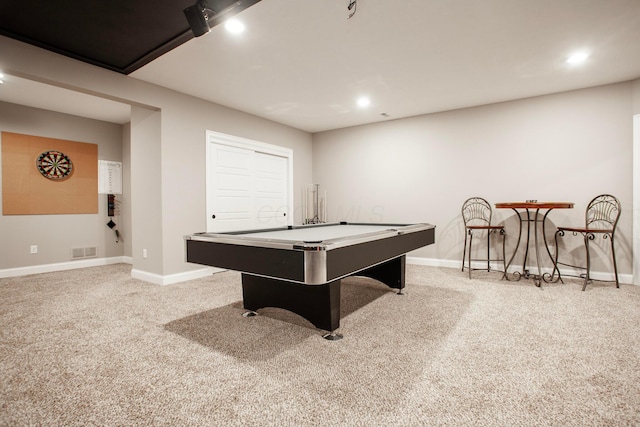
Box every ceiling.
[1,0,640,133]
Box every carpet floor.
[1,263,639,426]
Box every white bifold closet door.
[207,143,289,232]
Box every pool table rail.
[186,222,433,252]
[185,222,435,285]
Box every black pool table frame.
[185,222,435,339]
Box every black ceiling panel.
[0,0,256,74]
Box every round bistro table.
[495,202,574,287]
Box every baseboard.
[406,256,634,285]
[0,256,132,279]
[131,266,225,286]
[549,265,633,286]
[407,256,460,269]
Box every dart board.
[36,150,73,180]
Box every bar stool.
[553,194,621,291]
[461,197,506,279]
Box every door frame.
[206,130,294,231]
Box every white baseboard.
[131,266,225,286]
[0,256,132,279]
[407,256,460,269]
[406,256,634,285]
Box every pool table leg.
[241,274,342,337]
[356,255,406,294]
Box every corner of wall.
[633,113,640,285]
[633,78,640,115]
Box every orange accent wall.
[2,132,98,215]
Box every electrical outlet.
[30,245,38,254]
[143,248,148,259]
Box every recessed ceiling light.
[0,72,4,83]
[225,19,245,34]
[567,52,589,64]
[357,97,371,108]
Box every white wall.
[121,123,132,259]
[1,33,635,284]
[633,79,640,115]
[130,107,164,276]
[155,94,313,279]
[0,101,125,271]
[313,82,634,280]
[0,36,313,282]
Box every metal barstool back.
[553,194,621,290]
[461,197,506,279]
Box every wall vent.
[71,247,98,260]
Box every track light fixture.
[184,0,262,37]
[184,0,211,37]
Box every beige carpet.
[1,264,639,426]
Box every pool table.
[185,222,435,339]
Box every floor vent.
[71,247,98,260]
